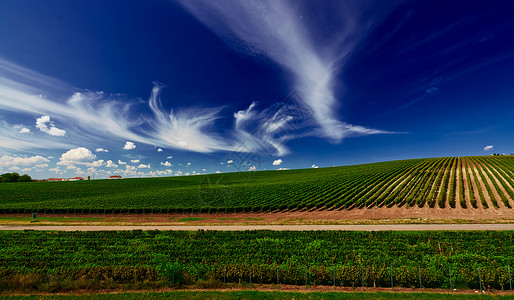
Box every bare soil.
[474,160,505,208]
[484,162,514,208]
[3,223,514,231]
[2,204,514,227]
[460,162,472,209]
[3,284,513,296]
[465,158,488,209]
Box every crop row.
[0,157,514,212]
[0,230,513,291]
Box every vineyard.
[1,156,514,213]
[0,230,513,292]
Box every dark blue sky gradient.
[1,0,514,178]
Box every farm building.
[109,175,123,179]
[45,178,66,182]
[68,177,84,181]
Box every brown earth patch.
[473,159,505,208]
[2,204,514,227]
[2,284,514,296]
[465,158,488,209]
[483,162,514,208]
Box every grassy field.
[1,156,514,213]
[2,291,514,299]
[0,230,513,292]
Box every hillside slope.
[1,156,514,213]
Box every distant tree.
[1,172,20,183]
[17,174,32,182]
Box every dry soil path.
[2,224,514,231]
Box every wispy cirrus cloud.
[233,101,306,155]
[177,0,396,141]
[0,120,72,154]
[0,58,147,146]
[0,59,238,153]
[0,42,396,157]
[144,83,235,153]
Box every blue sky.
[1,0,514,179]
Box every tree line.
[0,172,33,183]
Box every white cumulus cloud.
[312,164,319,168]
[19,128,30,134]
[123,141,136,150]
[57,147,96,165]
[272,159,283,166]
[227,160,234,164]
[157,148,163,152]
[0,155,49,166]
[248,166,256,171]
[95,148,109,152]
[105,160,118,168]
[118,160,127,165]
[85,160,105,167]
[484,145,493,151]
[161,161,172,167]
[137,164,150,169]
[36,115,66,136]
[130,159,140,163]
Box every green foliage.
[1,172,20,183]
[463,160,478,208]
[0,230,513,291]
[466,159,489,208]
[448,158,457,208]
[0,159,424,212]
[469,157,499,208]
[0,172,32,183]
[0,156,513,212]
[437,158,453,208]
[17,174,33,182]
[458,158,467,208]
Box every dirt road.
[2,224,514,231]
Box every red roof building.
[46,178,66,182]
[109,175,123,179]
[68,177,84,181]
